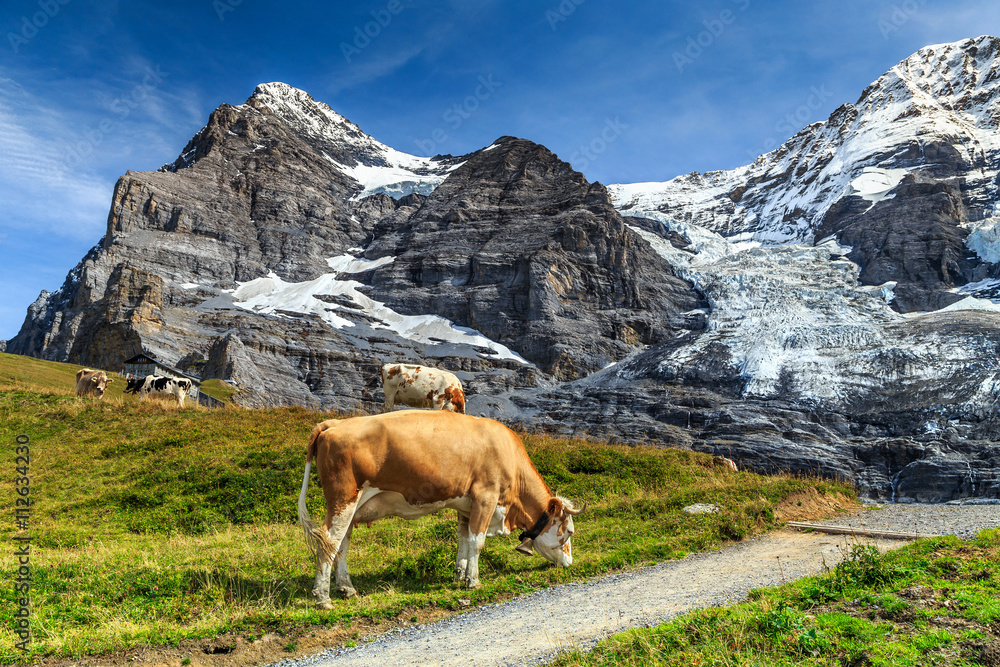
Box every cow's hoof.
[315,600,334,610]
[338,586,358,599]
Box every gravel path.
[269,504,1000,667]
[816,500,1000,540]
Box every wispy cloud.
[327,45,426,95]
[904,2,1000,43]
[0,78,111,240]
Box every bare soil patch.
[37,605,456,667]
[773,487,859,522]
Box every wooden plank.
[786,521,936,540]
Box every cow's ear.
[91,377,100,384]
[107,378,114,384]
[547,497,563,517]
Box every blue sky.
[1,0,998,340]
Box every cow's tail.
[298,425,339,563]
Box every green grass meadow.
[551,531,1000,666]
[0,351,853,663]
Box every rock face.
[816,175,979,312]
[10,39,1000,502]
[361,137,703,379]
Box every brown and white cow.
[75,369,113,399]
[381,363,465,413]
[297,410,583,607]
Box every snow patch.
[848,167,909,203]
[231,256,528,364]
[937,295,1000,313]
[965,217,1000,264]
[329,148,465,200]
[326,254,395,273]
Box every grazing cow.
[297,410,584,607]
[124,375,193,407]
[75,369,113,399]
[381,363,465,413]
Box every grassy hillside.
[551,532,1000,666]
[0,352,855,663]
[0,351,233,405]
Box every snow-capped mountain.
[587,36,1000,440]
[609,35,1000,244]
[170,82,465,199]
[10,38,1000,501]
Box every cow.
[124,375,193,407]
[381,363,465,413]
[297,410,584,608]
[75,369,113,399]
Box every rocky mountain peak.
[247,81,350,124]
[858,36,1000,124]
[160,81,466,200]
[359,134,705,380]
[242,81,369,156]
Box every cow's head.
[124,377,142,394]
[517,496,584,567]
[90,373,111,397]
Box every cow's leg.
[455,512,471,582]
[461,495,498,589]
[313,501,359,609]
[333,523,357,599]
[176,389,185,407]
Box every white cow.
[381,363,465,413]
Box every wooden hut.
[121,353,222,407]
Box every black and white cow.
[124,375,193,407]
